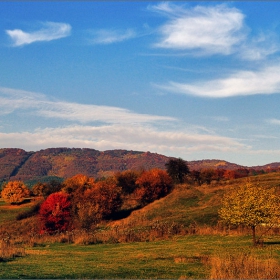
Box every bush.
[39,192,71,234]
[135,169,173,205]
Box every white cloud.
[155,64,280,98]
[89,28,136,45]
[0,124,247,156]
[0,87,174,125]
[267,118,280,125]
[6,22,71,46]
[149,3,280,60]
[150,3,245,55]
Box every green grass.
[0,199,36,224]
[1,234,275,279]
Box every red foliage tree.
[135,169,173,205]
[39,192,71,234]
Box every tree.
[219,183,280,245]
[39,192,71,233]
[32,180,63,198]
[135,169,173,205]
[1,181,30,204]
[165,158,189,184]
[74,177,122,229]
[114,170,139,194]
[62,174,95,195]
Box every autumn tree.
[135,169,173,206]
[62,174,95,195]
[1,181,30,204]
[219,183,280,245]
[32,180,63,198]
[73,177,122,229]
[114,170,139,194]
[165,158,189,184]
[39,192,71,234]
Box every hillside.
[0,147,278,183]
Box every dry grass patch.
[210,250,280,279]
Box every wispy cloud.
[0,86,248,158]
[154,64,280,98]
[88,28,136,45]
[0,124,247,156]
[150,3,245,55]
[6,22,71,46]
[149,2,280,60]
[267,118,280,125]
[0,87,174,125]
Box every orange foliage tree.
[62,174,95,195]
[73,177,122,229]
[135,169,173,205]
[1,180,30,204]
[39,192,71,233]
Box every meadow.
[1,171,280,279]
[1,234,280,279]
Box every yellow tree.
[1,181,30,204]
[219,182,280,245]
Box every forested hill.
[0,148,279,182]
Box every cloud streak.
[155,64,280,98]
[150,3,245,55]
[88,28,136,45]
[0,87,174,125]
[6,22,71,46]
[0,124,247,156]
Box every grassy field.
[2,234,280,279]
[1,172,280,278]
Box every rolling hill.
[0,147,279,183]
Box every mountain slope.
[0,147,278,183]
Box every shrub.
[39,192,71,234]
[135,169,173,205]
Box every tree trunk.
[252,225,256,246]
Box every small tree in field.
[165,158,189,184]
[219,183,280,245]
[1,181,30,204]
[39,192,71,233]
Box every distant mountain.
[0,148,278,183]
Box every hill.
[0,147,279,183]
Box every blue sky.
[1,1,280,166]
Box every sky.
[0,1,280,167]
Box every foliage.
[32,180,63,198]
[1,181,30,204]
[73,177,122,229]
[62,174,95,195]
[219,182,280,245]
[39,192,71,233]
[165,158,189,183]
[135,169,173,205]
[114,170,139,194]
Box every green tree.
[165,158,189,184]
[219,182,280,245]
[1,181,30,204]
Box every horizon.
[0,146,278,168]
[1,2,280,166]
